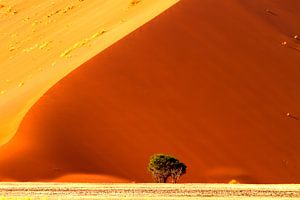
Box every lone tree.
[147,154,187,183]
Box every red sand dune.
[0,0,299,183]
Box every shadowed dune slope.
[0,0,299,183]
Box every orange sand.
[0,0,178,146]
[0,0,299,183]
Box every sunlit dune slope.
[0,0,179,146]
[0,0,300,183]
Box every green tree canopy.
[147,154,187,183]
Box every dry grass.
[0,183,299,199]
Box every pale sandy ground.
[0,183,299,200]
[0,0,179,146]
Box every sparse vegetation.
[147,154,187,183]
[131,0,141,6]
[0,183,298,199]
[228,179,240,184]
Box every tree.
[147,154,187,183]
[170,162,187,183]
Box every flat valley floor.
[0,183,299,199]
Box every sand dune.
[0,0,178,146]
[0,0,299,183]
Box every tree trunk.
[163,177,168,183]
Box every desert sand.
[0,0,178,146]
[0,183,299,199]
[0,0,299,183]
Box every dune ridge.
[0,0,299,183]
[0,0,179,146]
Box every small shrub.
[228,179,240,184]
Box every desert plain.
[0,183,300,199]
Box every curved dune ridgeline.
[0,0,299,183]
[0,0,179,146]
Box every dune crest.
[52,174,129,183]
[0,0,179,146]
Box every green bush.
[147,154,187,183]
